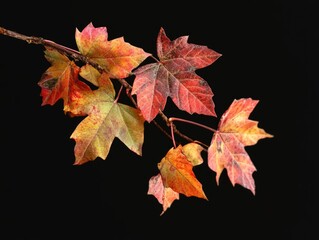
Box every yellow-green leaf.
[69,88,145,165]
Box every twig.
[0,26,200,147]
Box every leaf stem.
[169,117,217,133]
[167,117,215,150]
[170,122,177,148]
[114,85,123,103]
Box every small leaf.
[148,143,206,215]
[181,142,204,166]
[157,144,207,200]
[79,64,113,88]
[147,174,179,216]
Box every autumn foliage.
[0,22,273,215]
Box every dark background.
[1,0,316,239]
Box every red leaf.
[147,174,179,216]
[132,28,221,122]
[157,27,221,71]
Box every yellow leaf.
[75,22,151,79]
[70,88,145,165]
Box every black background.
[1,0,317,239]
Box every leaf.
[148,143,206,215]
[147,174,179,216]
[38,47,91,108]
[132,27,221,122]
[69,87,145,165]
[207,98,274,194]
[181,142,204,166]
[75,22,151,79]
[157,143,207,200]
[79,64,113,88]
[63,69,115,116]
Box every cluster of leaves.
[0,23,273,215]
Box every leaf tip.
[73,161,81,166]
[203,194,209,201]
[267,133,275,138]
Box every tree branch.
[1,26,202,147]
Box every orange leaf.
[132,27,221,122]
[75,22,151,79]
[208,98,274,194]
[38,47,91,108]
[157,144,207,200]
[147,174,179,216]
[69,87,145,165]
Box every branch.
[0,26,198,146]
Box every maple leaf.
[38,47,91,108]
[75,22,151,79]
[207,98,274,194]
[132,27,221,122]
[69,87,145,165]
[148,143,207,215]
[158,143,207,199]
[147,174,179,216]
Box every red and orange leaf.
[69,87,145,165]
[157,144,207,200]
[147,174,179,216]
[38,47,91,108]
[132,27,221,122]
[74,22,108,56]
[64,66,115,116]
[75,22,151,79]
[217,98,274,146]
[207,98,274,194]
